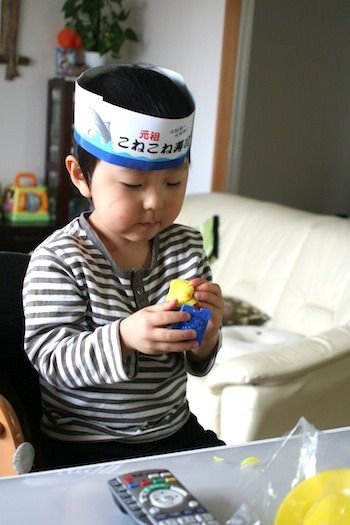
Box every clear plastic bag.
[226,418,350,524]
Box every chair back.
[0,251,43,470]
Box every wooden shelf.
[0,222,56,252]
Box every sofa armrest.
[208,324,350,389]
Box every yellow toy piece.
[275,468,350,524]
[166,279,197,306]
[240,456,261,468]
[2,172,50,223]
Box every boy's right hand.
[119,300,199,357]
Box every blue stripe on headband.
[74,131,189,171]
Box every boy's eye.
[123,183,142,190]
[167,181,182,188]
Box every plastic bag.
[226,418,350,524]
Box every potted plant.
[62,0,138,66]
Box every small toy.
[240,456,261,468]
[166,279,197,306]
[0,395,35,476]
[172,305,211,346]
[275,468,350,524]
[2,172,50,223]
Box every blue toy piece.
[172,305,212,346]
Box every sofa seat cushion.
[216,325,304,363]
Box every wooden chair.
[0,394,34,476]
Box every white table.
[1,425,350,524]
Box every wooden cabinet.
[45,77,88,226]
[0,78,88,252]
[0,223,56,253]
[45,77,74,226]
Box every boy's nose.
[144,190,164,211]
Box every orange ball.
[57,28,81,49]
[72,33,82,49]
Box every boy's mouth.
[139,221,160,228]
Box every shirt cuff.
[185,330,222,377]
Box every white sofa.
[177,192,350,445]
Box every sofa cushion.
[223,296,270,326]
[196,214,219,263]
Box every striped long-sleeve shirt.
[23,212,218,443]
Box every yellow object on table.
[240,456,261,468]
[166,279,197,306]
[275,468,350,524]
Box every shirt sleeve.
[185,330,222,377]
[23,248,137,389]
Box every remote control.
[108,468,221,525]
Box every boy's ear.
[65,155,92,198]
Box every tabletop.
[1,423,350,525]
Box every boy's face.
[85,159,189,245]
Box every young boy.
[23,64,224,469]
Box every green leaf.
[117,9,129,22]
[61,0,138,56]
[125,27,138,42]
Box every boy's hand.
[119,299,199,357]
[187,278,224,362]
[191,278,223,338]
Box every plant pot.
[84,51,106,68]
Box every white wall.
[0,0,225,195]
[0,1,64,188]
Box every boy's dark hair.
[75,64,195,184]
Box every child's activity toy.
[167,279,211,345]
[2,172,50,223]
[172,305,212,346]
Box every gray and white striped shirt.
[23,213,216,443]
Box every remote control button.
[139,490,149,504]
[148,472,161,479]
[178,517,197,524]
[193,513,216,522]
[141,479,153,486]
[171,486,187,497]
[149,488,185,508]
[145,482,170,493]
[164,476,177,483]
[188,500,199,508]
[126,482,139,488]
[122,476,133,481]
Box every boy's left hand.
[187,278,224,361]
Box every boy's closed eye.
[122,181,183,190]
[122,183,142,190]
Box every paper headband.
[74,65,195,170]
